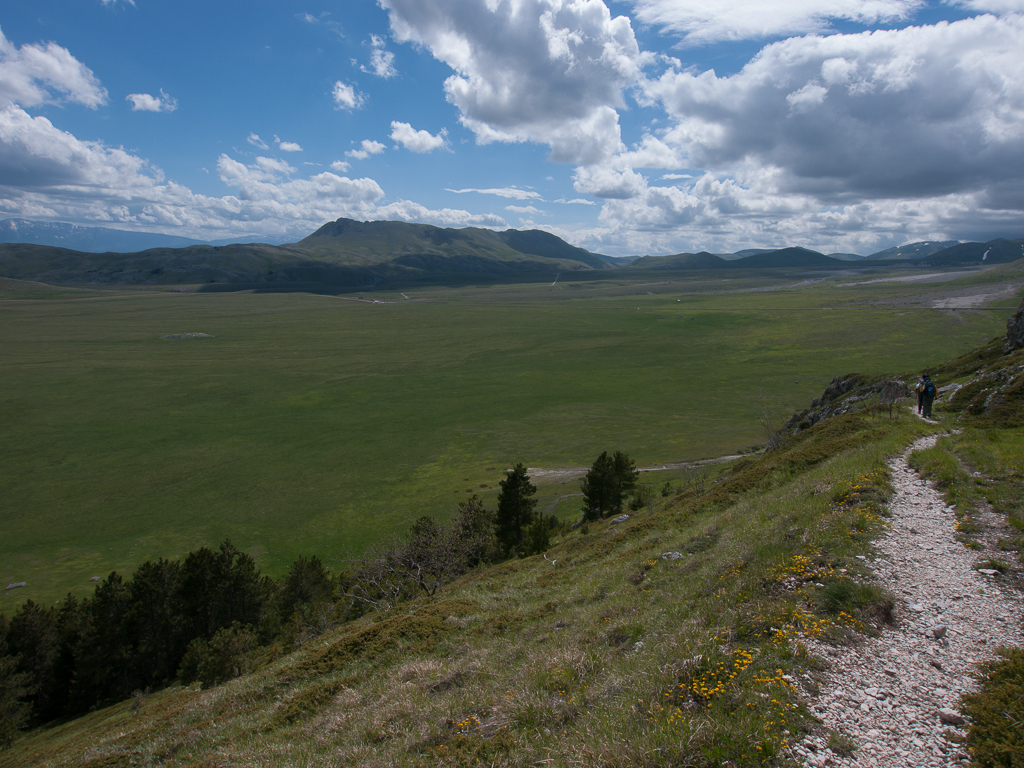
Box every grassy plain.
[0,266,1018,612]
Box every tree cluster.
[343,495,496,613]
[0,540,278,730]
[0,457,625,744]
[580,451,639,520]
[1,466,553,743]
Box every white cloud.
[0,102,501,241]
[389,121,447,152]
[573,165,647,199]
[330,160,351,172]
[247,133,269,150]
[640,14,1024,202]
[361,35,398,78]
[0,28,107,109]
[446,187,542,200]
[125,89,177,113]
[345,139,386,160]
[296,11,344,37]
[506,204,543,214]
[660,173,693,180]
[375,199,508,228]
[332,80,364,110]
[951,0,1024,11]
[554,197,597,205]
[379,0,644,164]
[101,0,136,6]
[274,136,303,152]
[626,0,922,45]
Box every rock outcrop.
[782,374,912,434]
[1005,297,1024,354]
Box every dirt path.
[791,434,1023,767]
[526,454,744,483]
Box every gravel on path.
[791,433,1023,768]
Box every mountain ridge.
[2,216,1022,287]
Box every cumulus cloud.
[626,0,922,45]
[361,35,397,78]
[579,168,1024,257]
[446,187,542,200]
[389,121,447,152]
[506,204,544,214]
[573,165,648,199]
[247,132,269,150]
[0,102,497,240]
[345,139,386,160]
[379,0,644,164]
[640,14,1024,202]
[332,80,364,110]
[330,160,351,172]
[952,0,1024,11]
[375,199,508,228]
[274,136,303,152]
[125,89,177,112]
[0,28,107,109]
[554,197,597,205]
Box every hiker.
[916,376,925,414]
[919,374,937,418]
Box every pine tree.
[495,463,537,556]
[581,451,639,520]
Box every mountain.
[630,251,729,269]
[868,240,959,260]
[922,237,1024,266]
[729,246,844,268]
[0,217,613,288]
[0,218,295,253]
[825,252,868,261]
[633,246,865,271]
[296,217,611,270]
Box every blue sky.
[1,0,1023,256]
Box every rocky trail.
[791,433,1023,767]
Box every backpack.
[925,381,936,398]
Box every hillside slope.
[4,303,1021,767]
[924,237,1024,266]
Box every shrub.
[177,622,258,688]
[959,647,1024,768]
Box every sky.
[1,1,1023,256]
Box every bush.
[959,647,1024,768]
[177,622,258,689]
[629,483,656,512]
[524,515,550,556]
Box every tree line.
[1,452,640,745]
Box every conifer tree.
[581,451,639,520]
[495,463,537,556]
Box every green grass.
[0,271,1013,612]
[0,399,937,768]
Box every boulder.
[937,707,965,726]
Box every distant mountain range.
[0,218,294,252]
[0,216,1020,289]
[0,217,616,288]
[867,241,959,260]
[630,238,1024,271]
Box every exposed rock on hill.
[782,373,912,434]
[1005,297,1024,354]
